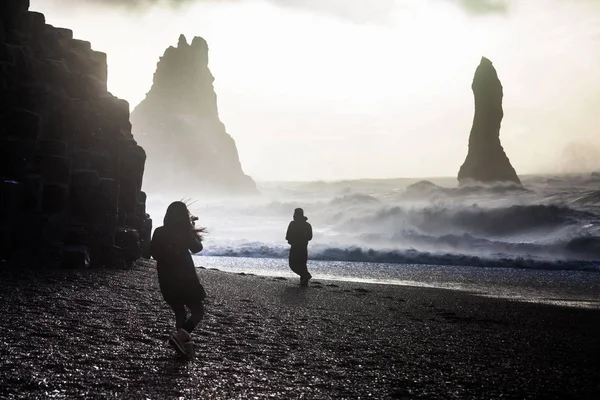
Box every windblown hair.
[163,201,207,240]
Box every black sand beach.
[1,263,599,399]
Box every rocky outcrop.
[131,35,257,195]
[458,57,521,185]
[0,0,151,268]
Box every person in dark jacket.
[286,208,313,286]
[150,201,206,359]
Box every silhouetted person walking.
[286,208,313,286]
[150,201,206,359]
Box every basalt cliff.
[0,0,151,268]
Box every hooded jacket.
[286,216,313,247]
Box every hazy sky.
[31,0,600,181]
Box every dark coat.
[150,226,206,306]
[286,217,313,247]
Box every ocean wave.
[403,180,530,200]
[339,204,598,237]
[573,191,600,206]
[329,193,380,206]
[398,231,600,259]
[200,243,600,273]
[403,181,447,199]
[150,176,600,273]
[564,236,600,258]
[429,204,596,235]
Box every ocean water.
[146,173,600,308]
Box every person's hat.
[294,208,304,216]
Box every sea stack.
[457,57,521,185]
[131,34,257,195]
[0,1,151,268]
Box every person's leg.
[168,302,190,356]
[298,246,311,286]
[171,295,205,359]
[300,246,310,278]
[289,246,303,277]
[182,300,205,334]
[294,246,309,277]
[289,246,297,275]
[170,304,187,331]
[181,284,206,334]
[168,282,205,355]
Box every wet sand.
[0,263,599,399]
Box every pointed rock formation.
[458,57,521,185]
[131,35,257,195]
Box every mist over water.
[147,173,600,275]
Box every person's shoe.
[300,274,312,287]
[184,340,195,360]
[168,328,191,356]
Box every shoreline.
[194,255,600,310]
[1,263,599,398]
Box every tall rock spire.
[458,57,521,185]
[131,34,257,195]
[177,33,188,48]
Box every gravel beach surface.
[1,263,599,399]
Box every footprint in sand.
[273,277,288,281]
[209,268,220,271]
[353,288,371,293]
[311,281,323,285]
[326,284,339,288]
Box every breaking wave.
[199,243,600,273]
[150,173,600,275]
[336,204,599,238]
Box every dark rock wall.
[131,35,257,195]
[458,57,521,185]
[0,0,151,268]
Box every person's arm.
[286,222,293,244]
[306,223,313,242]
[150,228,166,261]
[188,232,203,254]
